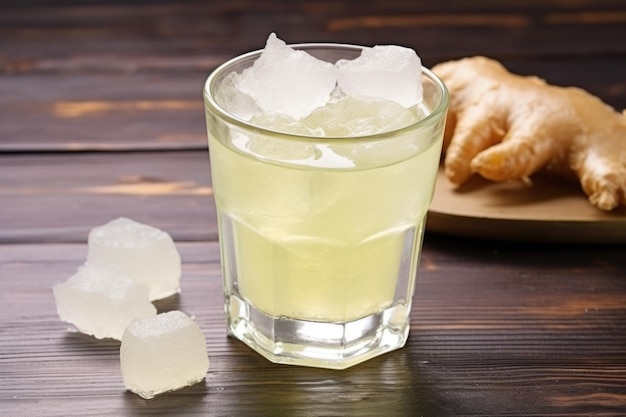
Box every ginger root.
[432,56,626,211]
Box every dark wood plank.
[1,0,625,65]
[0,73,208,152]
[1,239,625,416]
[3,10,624,60]
[0,151,216,243]
[2,1,625,65]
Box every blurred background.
[2,0,626,69]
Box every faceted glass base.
[226,293,411,370]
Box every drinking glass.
[204,43,448,369]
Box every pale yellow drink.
[204,43,448,369]
[209,100,440,322]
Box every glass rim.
[203,42,449,142]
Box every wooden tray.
[426,168,626,244]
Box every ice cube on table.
[53,263,156,340]
[87,217,181,301]
[336,45,423,108]
[234,33,338,119]
[120,311,209,399]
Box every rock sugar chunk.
[87,217,181,301]
[235,33,338,119]
[304,95,420,137]
[120,311,209,399]
[336,45,423,108]
[215,71,263,121]
[53,263,156,340]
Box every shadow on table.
[212,338,446,417]
[120,383,209,416]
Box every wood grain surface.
[1,1,625,416]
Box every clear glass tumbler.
[204,43,448,369]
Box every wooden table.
[1,1,625,415]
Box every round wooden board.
[426,168,626,244]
